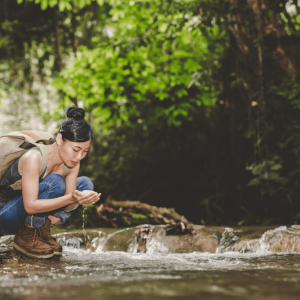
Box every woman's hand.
[72,190,101,206]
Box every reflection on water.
[1,248,300,300]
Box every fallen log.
[95,196,191,228]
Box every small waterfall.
[56,225,300,255]
[231,225,300,253]
[89,235,109,252]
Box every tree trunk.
[53,8,63,72]
[227,0,298,83]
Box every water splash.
[57,236,81,249]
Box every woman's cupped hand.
[72,190,101,206]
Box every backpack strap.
[35,138,56,145]
[7,144,49,191]
[35,144,49,178]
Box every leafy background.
[1,0,300,226]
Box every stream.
[1,226,300,300]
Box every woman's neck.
[47,144,64,170]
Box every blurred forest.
[1,0,300,226]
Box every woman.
[0,107,100,259]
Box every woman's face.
[57,134,91,168]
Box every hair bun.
[67,107,85,121]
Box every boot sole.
[13,243,54,259]
[54,251,62,256]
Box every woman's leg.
[0,174,66,235]
[38,176,94,256]
[0,175,94,235]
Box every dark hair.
[56,107,93,142]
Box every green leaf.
[65,2,72,10]
[49,0,58,7]
[58,1,66,11]
[270,164,282,171]
[41,0,48,10]
[78,0,87,8]
[159,23,168,33]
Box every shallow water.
[1,247,300,300]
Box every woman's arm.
[21,151,75,215]
[21,150,99,215]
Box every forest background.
[1,0,300,227]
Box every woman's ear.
[56,133,63,146]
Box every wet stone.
[216,228,240,253]
[0,246,10,254]
[0,235,14,246]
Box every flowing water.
[82,206,87,242]
[1,226,300,300]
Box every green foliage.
[0,0,110,132]
[55,0,227,127]
[17,0,99,11]
[248,158,287,196]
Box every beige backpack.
[0,131,72,191]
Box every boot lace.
[44,219,51,238]
[29,228,43,249]
[44,219,57,240]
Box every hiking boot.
[40,218,62,255]
[13,224,54,259]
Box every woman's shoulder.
[17,148,42,176]
[21,148,42,165]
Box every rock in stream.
[2,224,300,263]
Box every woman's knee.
[42,174,66,197]
[76,176,94,191]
